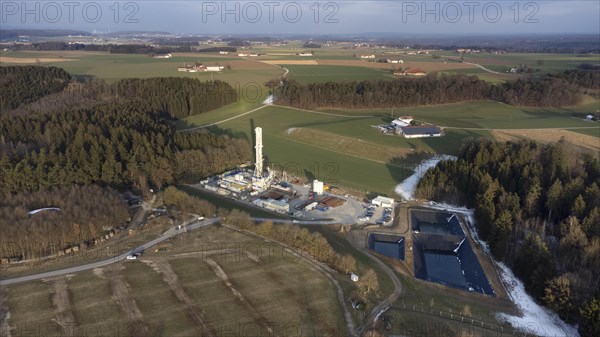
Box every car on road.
[198,216,204,221]
[292,220,300,224]
[126,254,138,260]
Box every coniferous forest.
[0,66,72,110]
[0,66,250,260]
[416,139,600,336]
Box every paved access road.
[0,216,337,286]
[0,215,401,337]
[0,218,219,286]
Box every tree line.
[222,209,381,301]
[162,186,216,217]
[0,185,129,261]
[415,138,600,336]
[11,42,194,54]
[2,66,238,120]
[0,66,71,110]
[547,67,600,91]
[197,47,237,53]
[273,72,585,109]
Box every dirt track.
[50,278,77,335]
[140,259,214,336]
[0,287,11,337]
[204,258,275,336]
[105,266,150,337]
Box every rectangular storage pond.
[411,208,464,236]
[368,233,405,261]
[424,251,468,289]
[410,208,494,296]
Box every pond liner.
[413,232,494,295]
[410,208,465,237]
[368,232,405,261]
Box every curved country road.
[0,217,343,285]
[350,240,403,336]
[0,218,219,286]
[0,216,402,337]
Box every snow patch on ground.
[394,155,457,200]
[422,201,578,337]
[495,263,579,337]
[424,202,491,253]
[262,95,274,105]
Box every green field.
[0,51,284,86]
[182,105,418,194]
[318,100,600,132]
[284,64,394,83]
[177,99,598,194]
[435,52,600,73]
[3,49,598,196]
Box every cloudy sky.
[2,1,599,35]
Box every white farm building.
[398,125,442,139]
[391,116,414,127]
[371,196,394,208]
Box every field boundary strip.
[272,104,375,118]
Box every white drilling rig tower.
[254,127,263,178]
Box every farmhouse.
[457,48,480,54]
[298,52,313,56]
[153,53,172,59]
[359,54,376,59]
[238,53,249,57]
[394,68,427,76]
[398,125,442,138]
[206,66,225,72]
[386,59,404,64]
[391,116,414,127]
[178,64,224,72]
[178,64,204,72]
[219,51,229,54]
